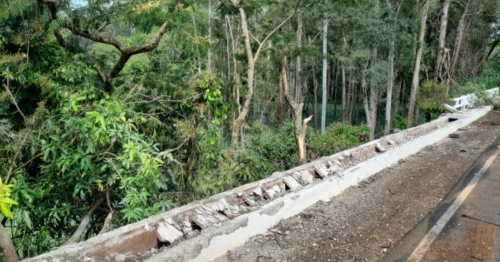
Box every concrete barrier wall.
[24,107,491,262]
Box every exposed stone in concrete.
[282,176,301,190]
[243,196,256,207]
[205,202,220,212]
[213,212,229,222]
[293,170,314,185]
[114,254,126,262]
[314,164,329,178]
[376,143,387,152]
[328,165,341,175]
[252,187,263,197]
[264,185,281,199]
[157,222,183,243]
[388,140,396,146]
[229,204,240,214]
[219,198,230,210]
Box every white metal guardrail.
[444,87,499,112]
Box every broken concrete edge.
[23,107,491,262]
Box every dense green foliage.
[0,0,499,260]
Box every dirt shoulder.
[213,111,500,262]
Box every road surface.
[383,135,500,262]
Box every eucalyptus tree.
[433,0,451,84]
[219,0,303,149]
[407,0,430,128]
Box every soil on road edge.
[213,111,500,262]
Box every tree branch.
[5,130,30,184]
[254,0,303,62]
[3,80,27,123]
[63,196,104,245]
[38,0,168,93]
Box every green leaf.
[0,203,13,218]
[0,198,18,205]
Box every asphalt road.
[382,135,500,262]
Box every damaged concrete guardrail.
[444,87,499,112]
[24,107,492,262]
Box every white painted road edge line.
[407,146,500,262]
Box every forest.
[1,0,500,261]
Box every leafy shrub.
[308,122,370,159]
[246,121,299,171]
[392,115,407,130]
[418,81,447,114]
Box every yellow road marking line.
[406,147,500,262]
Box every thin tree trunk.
[362,74,371,128]
[385,39,394,135]
[208,0,212,70]
[348,68,354,123]
[0,223,19,262]
[450,0,470,86]
[392,71,403,122]
[321,17,328,134]
[341,60,347,122]
[369,47,379,140]
[434,0,451,82]
[407,0,430,128]
[296,13,303,104]
[225,15,231,82]
[230,7,255,149]
[281,56,313,164]
[384,0,395,136]
[64,196,104,245]
[310,37,319,131]
[333,60,338,122]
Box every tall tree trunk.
[296,13,303,104]
[321,17,328,134]
[281,56,313,164]
[310,37,319,131]
[230,7,254,149]
[208,0,212,70]
[362,74,371,128]
[392,71,403,122]
[341,60,347,122]
[368,47,379,140]
[0,223,19,262]
[225,15,232,82]
[434,0,451,82]
[385,39,394,135]
[348,68,354,123]
[407,0,430,128]
[384,0,395,136]
[332,60,338,122]
[449,0,470,86]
